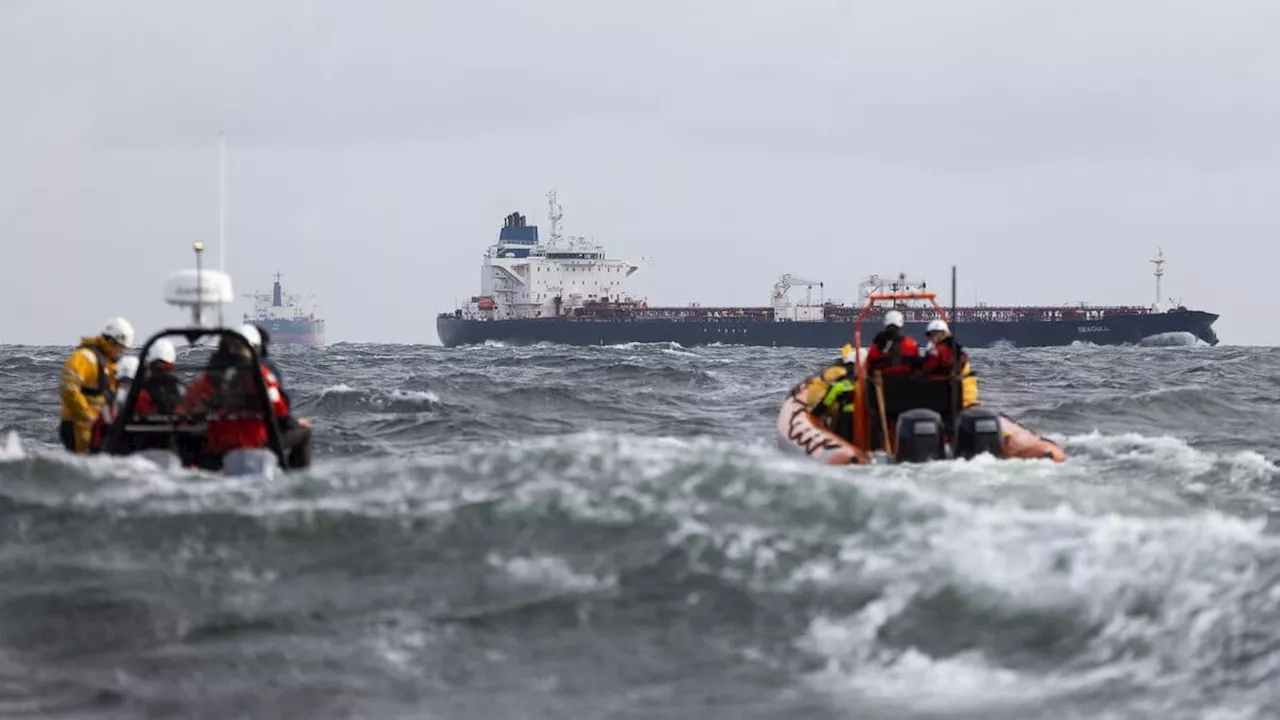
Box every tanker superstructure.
[243,272,326,347]
[437,193,1220,349]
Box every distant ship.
[436,192,1220,349]
[243,271,325,347]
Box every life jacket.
[136,372,184,415]
[921,337,967,376]
[182,362,288,454]
[78,342,111,403]
[922,337,979,407]
[867,331,920,376]
[804,362,858,415]
[821,376,858,415]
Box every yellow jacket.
[961,359,979,408]
[59,336,118,424]
[803,364,853,410]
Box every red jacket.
[867,331,920,376]
[89,400,122,452]
[921,338,967,376]
[135,371,185,416]
[179,363,289,454]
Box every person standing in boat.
[867,311,921,376]
[920,319,979,408]
[89,355,138,453]
[58,317,135,453]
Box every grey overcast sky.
[1,0,1275,345]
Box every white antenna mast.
[548,190,563,243]
[217,132,228,325]
[1150,246,1165,307]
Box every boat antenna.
[950,265,958,327]
[218,132,227,326]
[194,241,205,326]
[950,265,960,437]
[548,190,563,243]
[1150,247,1165,307]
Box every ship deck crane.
[772,274,825,307]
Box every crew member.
[920,319,978,408]
[59,317,135,453]
[134,339,186,416]
[867,310,920,377]
[253,324,290,406]
[802,343,861,440]
[247,325,308,465]
[90,355,138,452]
[178,325,310,470]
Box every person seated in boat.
[111,338,189,454]
[89,355,138,453]
[867,310,921,377]
[802,343,860,440]
[178,325,311,470]
[59,317,135,454]
[134,339,186,416]
[253,324,291,406]
[920,319,978,408]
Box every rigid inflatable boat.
[776,288,1065,465]
[99,243,308,475]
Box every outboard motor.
[894,408,947,463]
[956,406,1006,460]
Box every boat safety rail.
[850,291,952,453]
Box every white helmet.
[883,310,905,328]
[147,338,177,365]
[102,317,135,347]
[115,355,139,381]
[235,324,263,349]
[927,319,950,334]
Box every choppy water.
[2,340,1280,719]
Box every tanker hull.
[256,319,326,347]
[437,311,1219,349]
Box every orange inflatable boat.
[777,378,1065,464]
[776,288,1066,465]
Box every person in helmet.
[134,339,186,416]
[89,355,138,452]
[252,324,290,406]
[59,316,135,453]
[800,343,864,440]
[866,310,921,377]
[920,318,978,408]
[179,325,310,470]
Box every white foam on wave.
[788,437,1280,714]
[603,341,687,351]
[7,423,1277,718]
[317,383,441,404]
[0,431,24,461]
[487,552,617,594]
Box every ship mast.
[548,190,563,243]
[1150,247,1165,307]
[217,132,228,326]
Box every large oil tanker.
[436,192,1220,349]
[243,272,326,347]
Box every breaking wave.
[0,342,1277,719]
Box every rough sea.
[1,339,1279,719]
